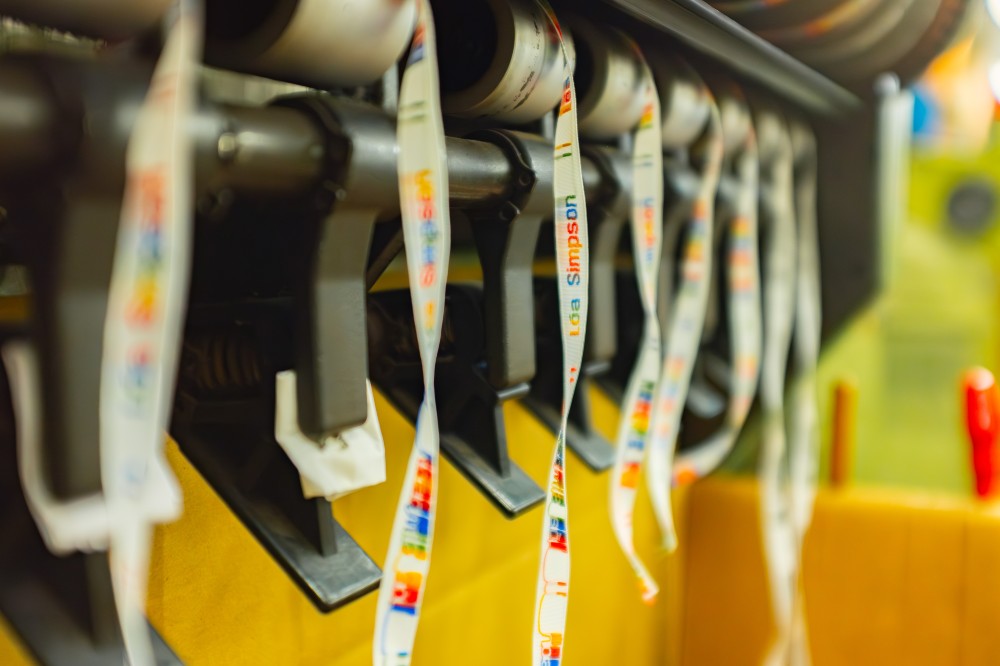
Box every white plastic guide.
[529,3,588,665]
[672,93,762,484]
[608,51,663,604]
[373,1,450,664]
[755,107,799,666]
[274,373,385,500]
[646,84,724,552]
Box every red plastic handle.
[963,367,1000,499]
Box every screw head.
[217,132,239,162]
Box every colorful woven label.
[609,55,663,604]
[100,2,201,664]
[672,110,762,485]
[756,111,799,666]
[374,1,451,664]
[646,87,724,552]
[531,4,589,665]
[788,122,821,666]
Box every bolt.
[217,132,239,163]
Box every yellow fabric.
[682,477,1000,666]
[8,395,1000,664]
[0,616,32,666]
[144,386,684,665]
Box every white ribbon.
[787,121,821,666]
[647,87,724,551]
[673,104,762,485]
[756,110,798,666]
[374,1,450,663]
[96,2,201,663]
[609,54,663,604]
[530,4,589,665]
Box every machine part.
[522,145,631,471]
[649,53,712,150]
[272,94,395,438]
[708,0,970,86]
[174,93,406,610]
[709,0,860,31]
[369,287,545,516]
[566,16,645,141]
[0,360,180,665]
[591,54,710,402]
[0,55,183,665]
[0,51,607,606]
[0,0,171,41]
[434,0,566,123]
[812,0,968,84]
[523,280,614,471]
[603,0,860,115]
[466,129,552,389]
[203,0,417,88]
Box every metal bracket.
[522,145,630,471]
[172,94,401,611]
[369,287,544,516]
[596,157,701,402]
[369,128,555,517]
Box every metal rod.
[0,60,613,210]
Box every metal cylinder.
[193,102,325,196]
[203,0,417,88]
[435,0,566,122]
[0,64,61,178]
[649,54,710,149]
[0,0,171,41]
[445,137,511,205]
[0,57,611,212]
[718,90,751,159]
[568,16,646,141]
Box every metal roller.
[565,15,645,140]
[648,53,711,149]
[708,0,852,30]
[203,0,417,88]
[0,56,606,215]
[433,0,566,122]
[710,0,969,85]
[0,0,171,41]
[717,90,752,160]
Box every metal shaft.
[0,59,610,211]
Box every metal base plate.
[520,397,615,472]
[439,434,546,517]
[0,575,181,666]
[178,434,381,613]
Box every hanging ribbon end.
[640,580,659,605]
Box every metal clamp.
[522,144,629,471]
[371,128,554,516]
[173,94,397,612]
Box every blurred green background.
[812,125,1000,495]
